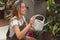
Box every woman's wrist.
[29,23,32,26]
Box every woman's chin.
[22,13,26,15]
[22,13,25,16]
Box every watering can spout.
[44,22,50,26]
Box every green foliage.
[5,10,12,20]
[45,0,60,38]
[0,1,4,7]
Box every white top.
[9,16,26,37]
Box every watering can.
[32,14,50,31]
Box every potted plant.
[44,0,60,40]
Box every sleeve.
[10,20,18,27]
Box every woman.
[7,0,36,40]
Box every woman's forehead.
[21,3,25,7]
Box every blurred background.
[0,0,60,40]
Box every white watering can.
[32,14,50,31]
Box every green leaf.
[56,28,60,33]
[0,1,4,7]
[52,25,58,36]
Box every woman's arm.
[13,23,31,40]
[25,21,35,32]
[13,16,35,40]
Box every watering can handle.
[34,14,45,23]
[42,15,45,23]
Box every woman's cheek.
[22,9,26,14]
[23,11,26,15]
[21,11,25,15]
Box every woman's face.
[18,3,26,15]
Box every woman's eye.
[21,6,25,9]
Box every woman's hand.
[29,16,35,25]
